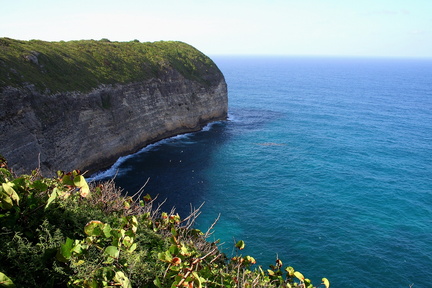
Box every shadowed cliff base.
[0,38,228,176]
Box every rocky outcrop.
[0,58,227,176]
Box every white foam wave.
[227,112,237,122]
[87,120,224,181]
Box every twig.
[130,177,150,200]
[176,246,220,287]
[182,202,205,229]
[151,197,167,219]
[204,213,220,238]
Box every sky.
[1,0,432,58]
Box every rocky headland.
[0,38,228,175]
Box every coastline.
[88,118,227,181]
[0,39,228,176]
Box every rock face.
[0,49,227,176]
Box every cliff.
[0,38,228,175]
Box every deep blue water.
[91,56,432,287]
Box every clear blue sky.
[1,0,431,58]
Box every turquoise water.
[91,56,432,287]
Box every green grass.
[0,38,221,93]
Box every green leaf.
[2,182,19,205]
[45,188,58,209]
[61,175,74,186]
[110,229,122,247]
[0,272,15,287]
[285,266,295,276]
[128,243,137,253]
[31,180,48,192]
[98,267,115,282]
[158,250,173,263]
[57,237,74,262]
[73,175,85,186]
[267,269,275,276]
[129,215,138,233]
[168,244,179,255]
[0,168,12,179]
[173,275,183,287]
[10,177,25,187]
[122,236,133,248]
[153,277,162,288]
[190,229,203,236]
[171,227,178,237]
[73,175,90,197]
[84,220,104,236]
[294,271,304,281]
[322,277,330,288]
[180,245,191,256]
[143,193,152,202]
[192,271,203,288]
[71,242,83,254]
[113,271,132,288]
[104,246,119,262]
[103,223,112,238]
[244,255,256,264]
[235,240,245,250]
[0,189,13,210]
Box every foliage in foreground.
[0,155,329,287]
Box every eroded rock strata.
[0,39,228,175]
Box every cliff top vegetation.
[0,38,221,93]
[0,155,329,287]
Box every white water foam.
[87,121,224,181]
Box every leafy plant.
[57,217,138,287]
[0,155,330,287]
[0,272,15,287]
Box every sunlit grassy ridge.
[0,38,220,93]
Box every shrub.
[0,156,329,287]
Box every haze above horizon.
[1,0,431,58]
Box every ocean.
[90,56,432,287]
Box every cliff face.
[0,39,228,175]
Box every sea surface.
[91,56,432,287]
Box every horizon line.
[207,54,432,60]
